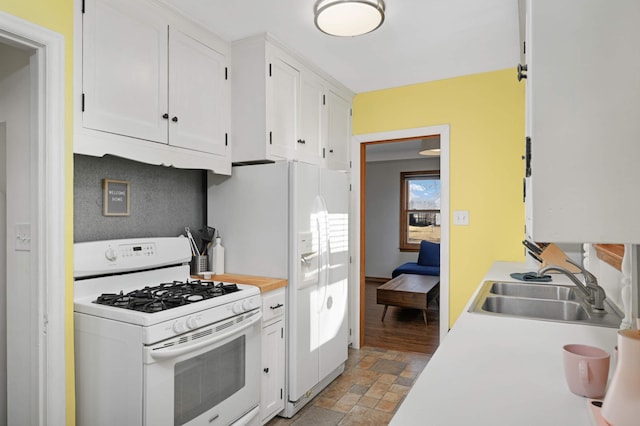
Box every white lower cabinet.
[260,288,286,424]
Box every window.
[400,171,441,251]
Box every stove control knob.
[105,247,118,262]
[172,320,187,334]
[232,302,244,314]
[186,317,200,330]
[242,299,254,311]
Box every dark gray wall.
[74,154,206,242]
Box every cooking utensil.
[185,227,200,256]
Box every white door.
[266,55,298,160]
[82,0,168,143]
[297,72,323,165]
[318,169,349,380]
[289,162,321,400]
[260,320,284,422]
[325,90,351,170]
[168,27,228,156]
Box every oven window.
[174,335,246,425]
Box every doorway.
[0,12,67,425]
[349,125,450,349]
[362,137,441,353]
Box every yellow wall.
[353,68,525,326]
[1,1,75,424]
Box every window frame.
[399,170,441,252]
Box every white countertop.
[390,261,619,426]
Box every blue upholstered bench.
[392,240,440,278]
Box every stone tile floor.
[267,346,430,426]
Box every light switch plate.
[453,210,470,226]
[15,223,31,251]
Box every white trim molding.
[350,124,451,345]
[0,10,67,425]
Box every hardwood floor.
[363,279,440,354]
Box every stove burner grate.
[94,280,241,313]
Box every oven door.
[143,309,262,426]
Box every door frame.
[0,11,67,425]
[350,125,450,347]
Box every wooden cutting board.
[539,243,581,273]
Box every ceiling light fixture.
[314,0,386,37]
[419,138,441,156]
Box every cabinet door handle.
[172,116,179,123]
[270,303,283,310]
[263,368,269,373]
[329,149,334,153]
[517,64,528,81]
[297,139,306,144]
[162,113,169,119]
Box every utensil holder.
[190,255,208,275]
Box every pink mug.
[562,344,610,398]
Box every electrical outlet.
[453,210,469,226]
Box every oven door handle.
[149,311,262,361]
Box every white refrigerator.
[207,161,349,417]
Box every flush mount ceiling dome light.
[314,0,386,37]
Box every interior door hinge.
[269,131,273,145]
[269,63,272,77]
[81,93,85,112]
[525,136,532,177]
[225,133,228,146]
[225,67,228,80]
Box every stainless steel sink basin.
[469,281,622,328]
[481,296,588,321]
[489,282,577,301]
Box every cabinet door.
[267,55,299,160]
[325,90,351,170]
[168,28,228,155]
[261,321,284,423]
[527,0,640,243]
[82,0,168,143]
[297,72,324,165]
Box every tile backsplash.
[74,154,206,242]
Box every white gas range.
[73,237,261,426]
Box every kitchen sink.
[469,281,622,328]
[481,296,588,321]
[489,282,577,301]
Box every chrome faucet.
[537,258,607,312]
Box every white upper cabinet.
[324,89,352,171]
[298,72,324,165]
[76,0,231,174]
[231,34,353,167]
[168,27,228,156]
[523,0,640,243]
[82,0,168,143]
[266,52,299,161]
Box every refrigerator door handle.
[317,195,330,312]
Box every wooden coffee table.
[377,274,440,324]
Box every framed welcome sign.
[103,178,130,216]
